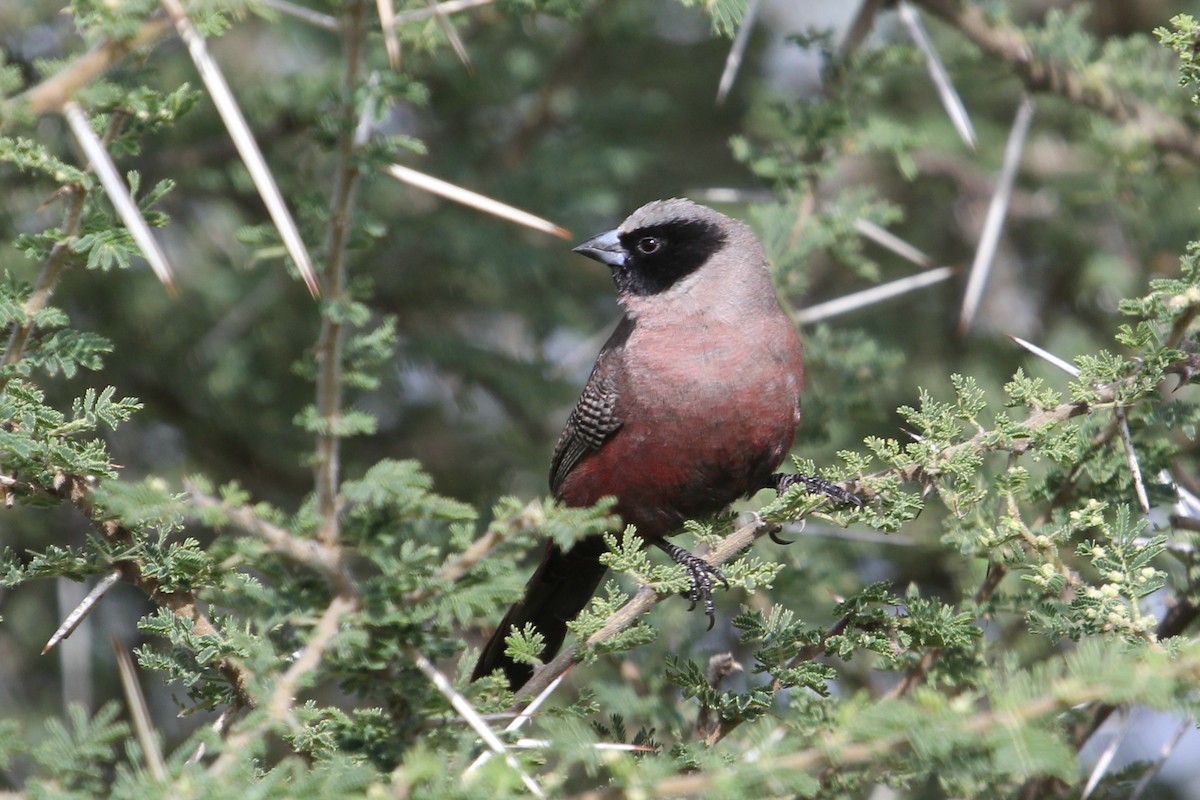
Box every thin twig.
[2,183,90,384]
[185,486,353,593]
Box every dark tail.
[471,535,608,690]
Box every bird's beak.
[572,228,626,268]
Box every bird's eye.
[636,237,661,255]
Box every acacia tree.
[3,1,1200,798]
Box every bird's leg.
[654,541,729,631]
[769,472,864,507]
[765,473,864,545]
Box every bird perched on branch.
[472,198,853,691]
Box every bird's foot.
[771,472,864,507]
[655,541,728,631]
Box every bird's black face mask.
[574,218,728,297]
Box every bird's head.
[572,198,748,299]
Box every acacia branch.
[185,485,355,595]
[44,475,256,706]
[513,516,774,703]
[513,379,1104,705]
[908,0,1200,163]
[313,0,367,547]
[609,653,1200,800]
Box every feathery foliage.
[4,1,1200,798]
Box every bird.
[472,198,852,691]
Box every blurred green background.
[4,0,1200,791]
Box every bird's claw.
[658,542,728,630]
[771,472,864,507]
[767,525,794,545]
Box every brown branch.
[6,16,172,118]
[185,485,355,596]
[908,0,1200,163]
[313,0,367,548]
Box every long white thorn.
[716,0,761,105]
[385,164,569,239]
[43,566,122,654]
[898,1,976,150]
[376,0,401,68]
[113,639,167,781]
[394,0,493,26]
[959,95,1034,332]
[855,218,936,269]
[62,104,176,292]
[795,266,955,325]
[1082,708,1135,800]
[257,0,338,30]
[1007,335,1080,377]
[408,648,544,797]
[1116,408,1151,514]
[161,0,320,297]
[466,668,570,776]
